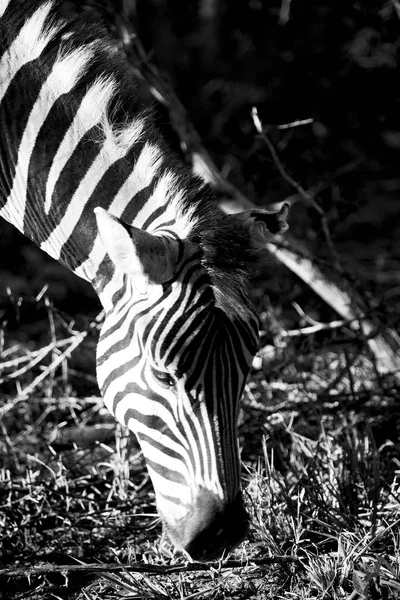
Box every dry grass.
[0,288,400,600]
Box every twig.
[323,351,360,394]
[265,241,400,373]
[251,108,322,216]
[0,556,299,580]
[0,333,86,411]
[114,11,400,374]
[0,312,104,415]
[276,118,313,130]
[0,337,77,381]
[279,318,353,338]
[251,107,343,274]
[45,296,57,396]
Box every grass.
[1,287,400,600]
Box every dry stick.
[251,108,322,217]
[0,337,76,381]
[0,313,103,415]
[251,106,342,274]
[267,241,400,374]
[0,335,85,415]
[115,16,400,373]
[0,556,299,580]
[280,318,353,338]
[44,296,57,397]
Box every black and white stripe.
[0,0,286,561]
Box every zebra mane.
[189,212,264,320]
[2,0,258,320]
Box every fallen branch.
[267,239,400,373]
[114,14,400,373]
[0,555,299,580]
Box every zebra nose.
[166,491,249,561]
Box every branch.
[114,11,400,374]
[0,555,299,580]
[279,318,353,338]
[0,312,103,414]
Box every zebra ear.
[94,208,177,285]
[227,203,289,249]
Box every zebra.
[0,0,289,561]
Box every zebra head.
[94,204,289,561]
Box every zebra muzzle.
[162,490,249,562]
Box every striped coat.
[0,0,288,560]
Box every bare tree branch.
[114,9,400,374]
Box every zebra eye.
[151,368,175,388]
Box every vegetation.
[1,1,400,598]
[1,288,399,598]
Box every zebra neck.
[0,0,209,293]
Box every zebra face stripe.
[96,253,259,548]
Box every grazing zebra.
[0,0,289,561]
